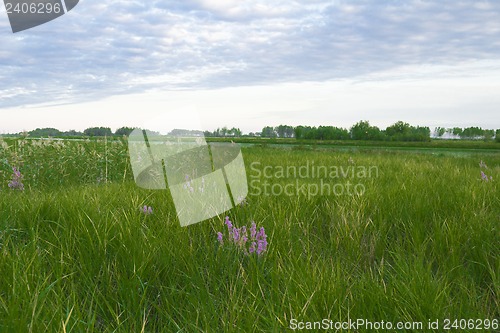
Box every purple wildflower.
[255,227,268,255]
[481,171,488,182]
[225,216,233,233]
[216,218,268,256]
[250,222,257,239]
[142,205,153,215]
[249,242,256,254]
[232,227,240,243]
[257,227,266,240]
[256,239,268,255]
[8,167,24,190]
[240,226,248,244]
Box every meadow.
[0,137,498,332]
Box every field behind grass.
[0,138,499,332]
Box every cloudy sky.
[0,0,499,134]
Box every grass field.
[0,138,499,332]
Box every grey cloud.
[1,0,499,108]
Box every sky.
[0,0,499,134]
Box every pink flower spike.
[250,222,257,239]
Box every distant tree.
[275,125,295,138]
[115,126,135,136]
[452,127,463,137]
[333,127,350,140]
[261,126,277,138]
[213,128,221,137]
[168,129,204,137]
[294,126,316,140]
[84,127,113,137]
[228,127,242,137]
[62,130,83,136]
[460,127,484,139]
[316,126,328,140]
[496,129,500,143]
[368,125,384,140]
[350,121,383,140]
[413,126,431,142]
[444,128,457,138]
[29,127,62,137]
[294,126,307,139]
[304,127,318,140]
[434,127,446,137]
[220,127,229,137]
[315,126,349,140]
[285,125,295,138]
[483,129,494,141]
[205,127,241,137]
[350,121,371,140]
[385,121,429,141]
[385,121,411,138]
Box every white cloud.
[193,0,300,20]
[1,58,499,134]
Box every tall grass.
[0,139,498,331]
[0,138,130,189]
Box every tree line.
[259,121,499,142]
[433,126,498,140]
[13,126,135,138]
[260,121,432,142]
[6,122,500,143]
